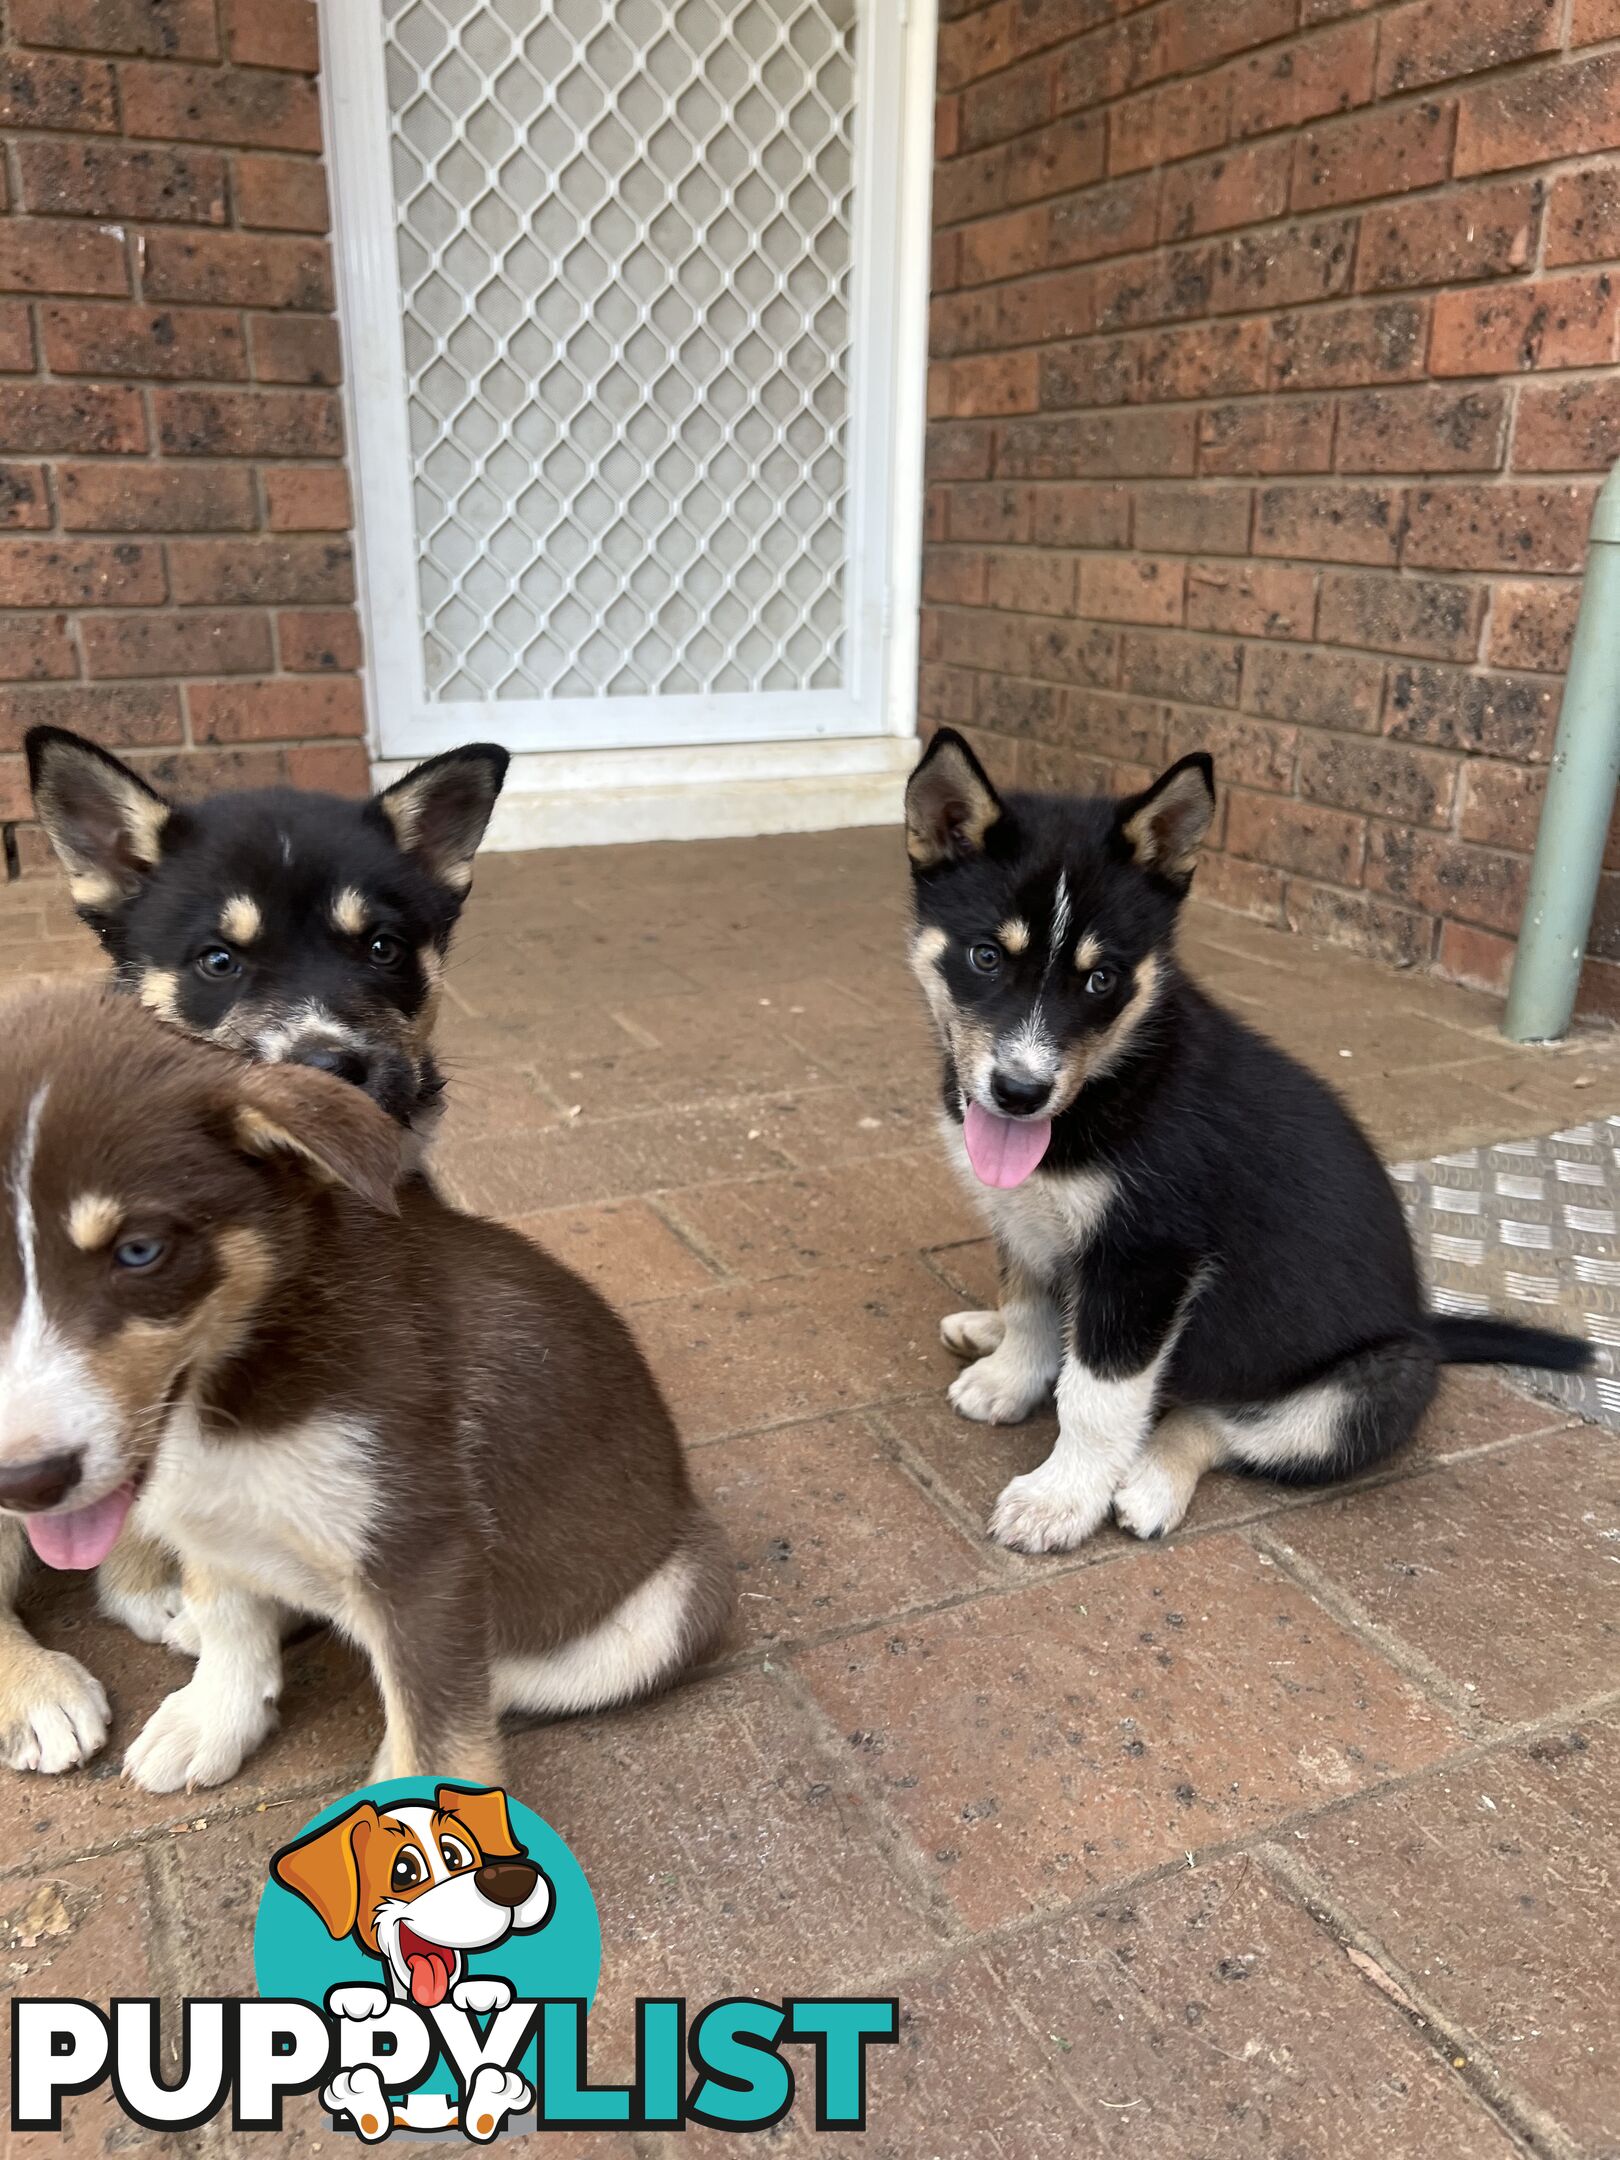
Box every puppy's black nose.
[990,1070,1052,1116]
[0,1452,82,1511]
[292,1044,370,1091]
[474,1859,540,1910]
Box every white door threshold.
[370,734,916,852]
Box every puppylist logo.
[10,1778,897,2142]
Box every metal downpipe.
[1503,461,1620,1042]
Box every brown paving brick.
[430,1059,560,1142]
[664,1151,978,1279]
[691,1412,988,1648]
[986,1856,1523,2158]
[1270,1429,1620,1724]
[7,1574,375,1873]
[527,1032,828,1120]
[1288,1717,1620,2150]
[0,1851,165,2155]
[797,1534,1461,1930]
[507,1670,941,2078]
[434,1104,796,1217]
[510,1198,718,1306]
[634,1256,954,1444]
[744,1079,934,1170]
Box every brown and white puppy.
[0,982,731,1788]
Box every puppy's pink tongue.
[406,1946,454,2008]
[963,1101,1051,1188]
[25,1483,134,1572]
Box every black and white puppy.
[906,728,1587,1555]
[25,727,508,1136]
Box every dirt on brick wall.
[0,0,365,878]
[923,0,1620,1015]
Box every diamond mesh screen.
[384,0,856,704]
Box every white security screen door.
[326,0,917,761]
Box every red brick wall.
[923,0,1620,1012]
[0,0,365,880]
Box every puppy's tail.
[1427,1313,1591,1373]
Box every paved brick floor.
[2,827,1619,2158]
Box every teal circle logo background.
[253,1778,600,2107]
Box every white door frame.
[320,0,936,818]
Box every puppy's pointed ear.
[1115,754,1215,885]
[25,727,174,914]
[270,1803,379,1939]
[905,729,1003,869]
[434,1784,524,1860]
[375,744,509,895]
[231,1061,404,1214]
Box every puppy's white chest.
[940,1115,1114,1282]
[138,1411,377,1613]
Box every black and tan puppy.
[906,729,1587,1555]
[0,982,730,1787]
[25,726,508,1135]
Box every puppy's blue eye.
[196,946,240,980]
[967,942,1001,975]
[1084,966,1118,997]
[114,1236,167,1272]
[368,932,405,971]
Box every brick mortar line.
[923,588,1567,638]
[1257,1838,1585,2160]
[773,1658,972,1952]
[639,1190,737,1285]
[1243,1518,1499,1733]
[861,1396,1034,1577]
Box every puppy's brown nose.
[0,1452,82,1511]
[474,1859,539,1909]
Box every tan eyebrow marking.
[331,887,367,937]
[69,870,124,911]
[138,968,180,1022]
[68,1193,122,1251]
[998,918,1030,954]
[220,896,261,945]
[1076,931,1104,972]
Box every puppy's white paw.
[990,1465,1110,1554]
[1,1650,109,1773]
[161,1605,202,1659]
[99,1575,186,1648]
[452,1976,513,2016]
[463,2065,531,2143]
[328,1983,391,2022]
[940,1309,1004,1359]
[323,2065,393,2142]
[1113,1456,1194,1541]
[123,1680,275,1792]
[949,1350,1052,1425]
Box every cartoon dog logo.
[271,1783,554,2141]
